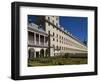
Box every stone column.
[48,31,51,57]
[39,51,40,58]
[44,48,45,57]
[39,34,40,45]
[34,51,36,58]
[34,33,36,45]
[44,36,45,46]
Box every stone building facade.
[28,16,87,59]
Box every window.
[58,46,60,49]
[57,39,58,42]
[48,22,50,26]
[59,35,61,39]
[56,17,58,20]
[53,45,55,51]
[52,20,54,24]
[62,36,63,39]
[56,23,58,26]
[53,38,55,41]
[56,34,58,37]
[60,40,61,43]
[57,46,58,49]
[48,17,50,26]
[48,17,50,21]
[53,44,55,48]
[53,32,55,36]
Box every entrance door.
[36,52,39,58]
[28,48,35,59]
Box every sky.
[28,15,36,23]
[59,16,88,42]
[28,15,88,42]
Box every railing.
[39,42,48,46]
[28,40,34,44]
[28,41,48,46]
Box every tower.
[45,16,60,56]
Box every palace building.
[28,15,87,59]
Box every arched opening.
[45,48,49,57]
[28,48,35,59]
[40,49,44,57]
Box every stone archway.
[45,48,49,57]
[28,48,35,59]
[40,49,44,57]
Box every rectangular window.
[53,38,55,41]
[59,35,61,39]
[60,40,61,43]
[56,23,58,26]
[62,47,63,50]
[48,22,50,26]
[53,32,55,36]
[57,39,58,42]
[53,45,55,51]
[48,17,50,21]
[56,17,58,20]
[48,17,50,26]
[57,34,58,37]
[52,20,54,24]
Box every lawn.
[28,55,87,67]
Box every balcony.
[28,31,48,47]
[28,40,48,47]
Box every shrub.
[39,58,52,63]
[63,53,70,58]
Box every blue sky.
[59,16,88,42]
[28,15,88,42]
[28,15,36,23]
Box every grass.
[28,55,87,67]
